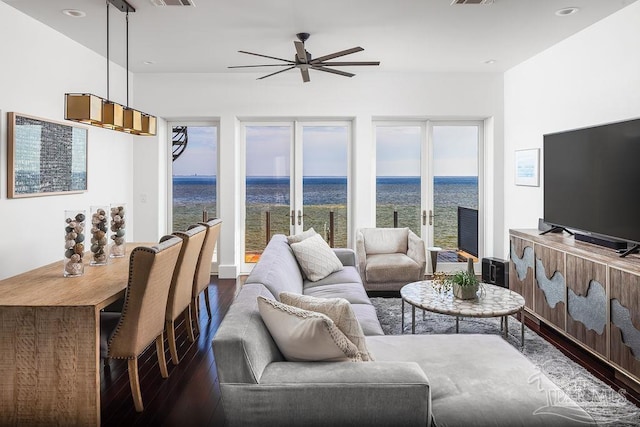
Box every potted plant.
[449,270,479,300]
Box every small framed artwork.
[515,148,539,187]
[8,112,88,198]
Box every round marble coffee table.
[400,280,526,348]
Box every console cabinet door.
[509,236,534,310]
[533,244,566,330]
[565,255,607,357]
[610,268,640,378]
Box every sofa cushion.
[245,235,303,299]
[362,227,409,254]
[257,296,362,362]
[290,233,343,282]
[366,334,594,426]
[280,292,374,361]
[365,253,421,283]
[351,303,385,336]
[286,227,317,244]
[303,282,371,305]
[303,266,362,290]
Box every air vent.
[451,0,493,4]
[150,0,195,6]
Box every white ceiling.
[3,0,637,77]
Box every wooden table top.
[0,242,151,309]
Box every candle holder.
[89,205,109,265]
[64,210,86,277]
[110,203,126,258]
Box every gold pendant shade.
[65,93,156,136]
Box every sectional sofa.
[212,234,594,426]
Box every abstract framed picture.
[7,112,88,198]
[515,148,539,187]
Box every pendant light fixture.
[65,0,156,136]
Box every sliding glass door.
[375,121,482,272]
[244,124,293,264]
[243,122,350,268]
[430,123,480,268]
[170,123,218,232]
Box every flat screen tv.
[543,118,640,252]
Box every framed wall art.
[7,112,88,198]
[515,148,539,187]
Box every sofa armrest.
[332,248,356,266]
[407,230,426,277]
[221,361,431,427]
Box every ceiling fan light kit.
[230,32,380,83]
[64,0,157,136]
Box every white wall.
[503,1,640,257]
[0,2,136,280]
[134,71,505,277]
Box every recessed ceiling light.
[484,59,497,65]
[62,9,86,18]
[555,7,579,17]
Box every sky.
[172,123,478,177]
[172,126,218,176]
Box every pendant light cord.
[106,1,110,100]
[126,11,129,108]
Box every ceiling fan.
[229,32,380,83]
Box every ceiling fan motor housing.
[296,32,310,43]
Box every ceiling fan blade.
[294,40,307,64]
[228,64,295,69]
[311,66,355,78]
[315,61,380,66]
[238,50,295,64]
[257,66,296,80]
[310,47,364,64]
[300,68,310,82]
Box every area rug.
[371,297,640,426]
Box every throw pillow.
[280,292,374,361]
[290,233,344,282]
[286,227,317,245]
[257,296,362,362]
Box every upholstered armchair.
[355,227,426,292]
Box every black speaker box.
[481,257,509,288]
[575,233,627,250]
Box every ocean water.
[172,176,478,253]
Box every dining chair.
[190,218,222,331]
[100,236,183,412]
[164,225,206,364]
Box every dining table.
[0,242,148,426]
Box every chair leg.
[156,334,169,378]
[203,288,212,318]
[127,358,144,412]
[191,297,200,334]
[166,319,180,365]
[185,307,195,342]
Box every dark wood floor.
[101,279,640,426]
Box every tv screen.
[543,118,640,244]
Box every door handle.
[429,209,435,226]
[422,210,427,226]
[297,210,302,226]
[289,210,295,226]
